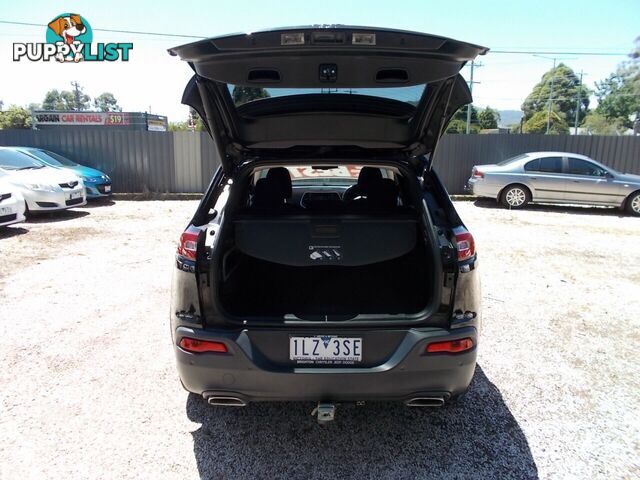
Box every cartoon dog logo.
[47,14,87,62]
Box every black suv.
[169,26,484,420]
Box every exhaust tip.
[205,396,247,407]
[405,397,445,407]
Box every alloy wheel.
[505,188,526,207]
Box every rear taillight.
[426,338,474,354]
[472,167,484,179]
[453,227,476,261]
[177,226,200,260]
[179,337,228,353]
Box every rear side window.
[534,157,563,173]
[524,159,539,171]
[566,158,604,176]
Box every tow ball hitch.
[311,402,336,424]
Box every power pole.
[465,60,482,134]
[546,58,557,134]
[533,54,576,134]
[574,70,585,135]
[70,81,81,111]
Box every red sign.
[34,111,130,126]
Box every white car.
[0,179,26,227]
[0,147,86,212]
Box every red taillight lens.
[177,226,200,260]
[426,338,474,354]
[179,337,228,353]
[453,227,476,261]
[472,168,484,179]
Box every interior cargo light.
[426,338,474,354]
[179,337,228,353]
[352,33,376,45]
[281,33,305,45]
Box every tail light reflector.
[179,337,228,353]
[177,226,200,260]
[426,338,474,354]
[472,167,484,178]
[453,227,476,261]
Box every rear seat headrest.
[266,167,293,199]
[253,178,285,207]
[357,167,383,194]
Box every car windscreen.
[228,85,426,108]
[30,150,78,167]
[0,149,45,170]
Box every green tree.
[168,121,188,131]
[521,63,591,128]
[595,38,640,129]
[0,105,32,129]
[478,106,500,129]
[582,112,626,135]
[231,87,270,106]
[446,105,480,133]
[93,92,121,112]
[42,88,90,111]
[523,109,569,134]
[42,89,67,110]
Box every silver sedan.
[467,151,640,216]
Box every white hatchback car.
[0,147,86,212]
[0,179,26,227]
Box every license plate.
[67,191,82,200]
[290,336,362,364]
[104,185,111,193]
[0,206,14,215]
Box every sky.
[0,0,638,123]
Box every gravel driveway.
[1,199,638,479]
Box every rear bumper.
[466,177,499,198]
[174,325,478,402]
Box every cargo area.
[218,238,433,317]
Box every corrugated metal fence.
[0,129,638,194]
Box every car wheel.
[500,185,530,209]
[626,191,640,216]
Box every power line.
[0,19,633,55]
[0,20,204,39]
[491,49,628,56]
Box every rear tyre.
[500,184,530,209]
[626,191,640,216]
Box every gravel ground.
[0,199,638,480]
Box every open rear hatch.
[169,26,488,172]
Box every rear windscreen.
[228,85,426,107]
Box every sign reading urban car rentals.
[13,13,132,62]
[34,111,130,126]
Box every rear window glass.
[497,154,529,166]
[228,85,426,107]
[254,165,394,186]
